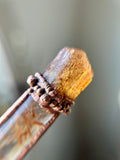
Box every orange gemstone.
[43,47,94,100]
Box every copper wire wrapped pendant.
[27,72,74,115]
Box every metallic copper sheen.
[27,75,38,87]
[27,72,74,115]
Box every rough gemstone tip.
[43,47,94,100]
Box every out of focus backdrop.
[0,0,120,160]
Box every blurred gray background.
[0,0,120,160]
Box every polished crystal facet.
[43,47,93,100]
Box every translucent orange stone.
[43,47,94,100]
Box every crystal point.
[43,47,93,100]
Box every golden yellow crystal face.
[43,47,94,100]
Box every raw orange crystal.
[43,47,94,100]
